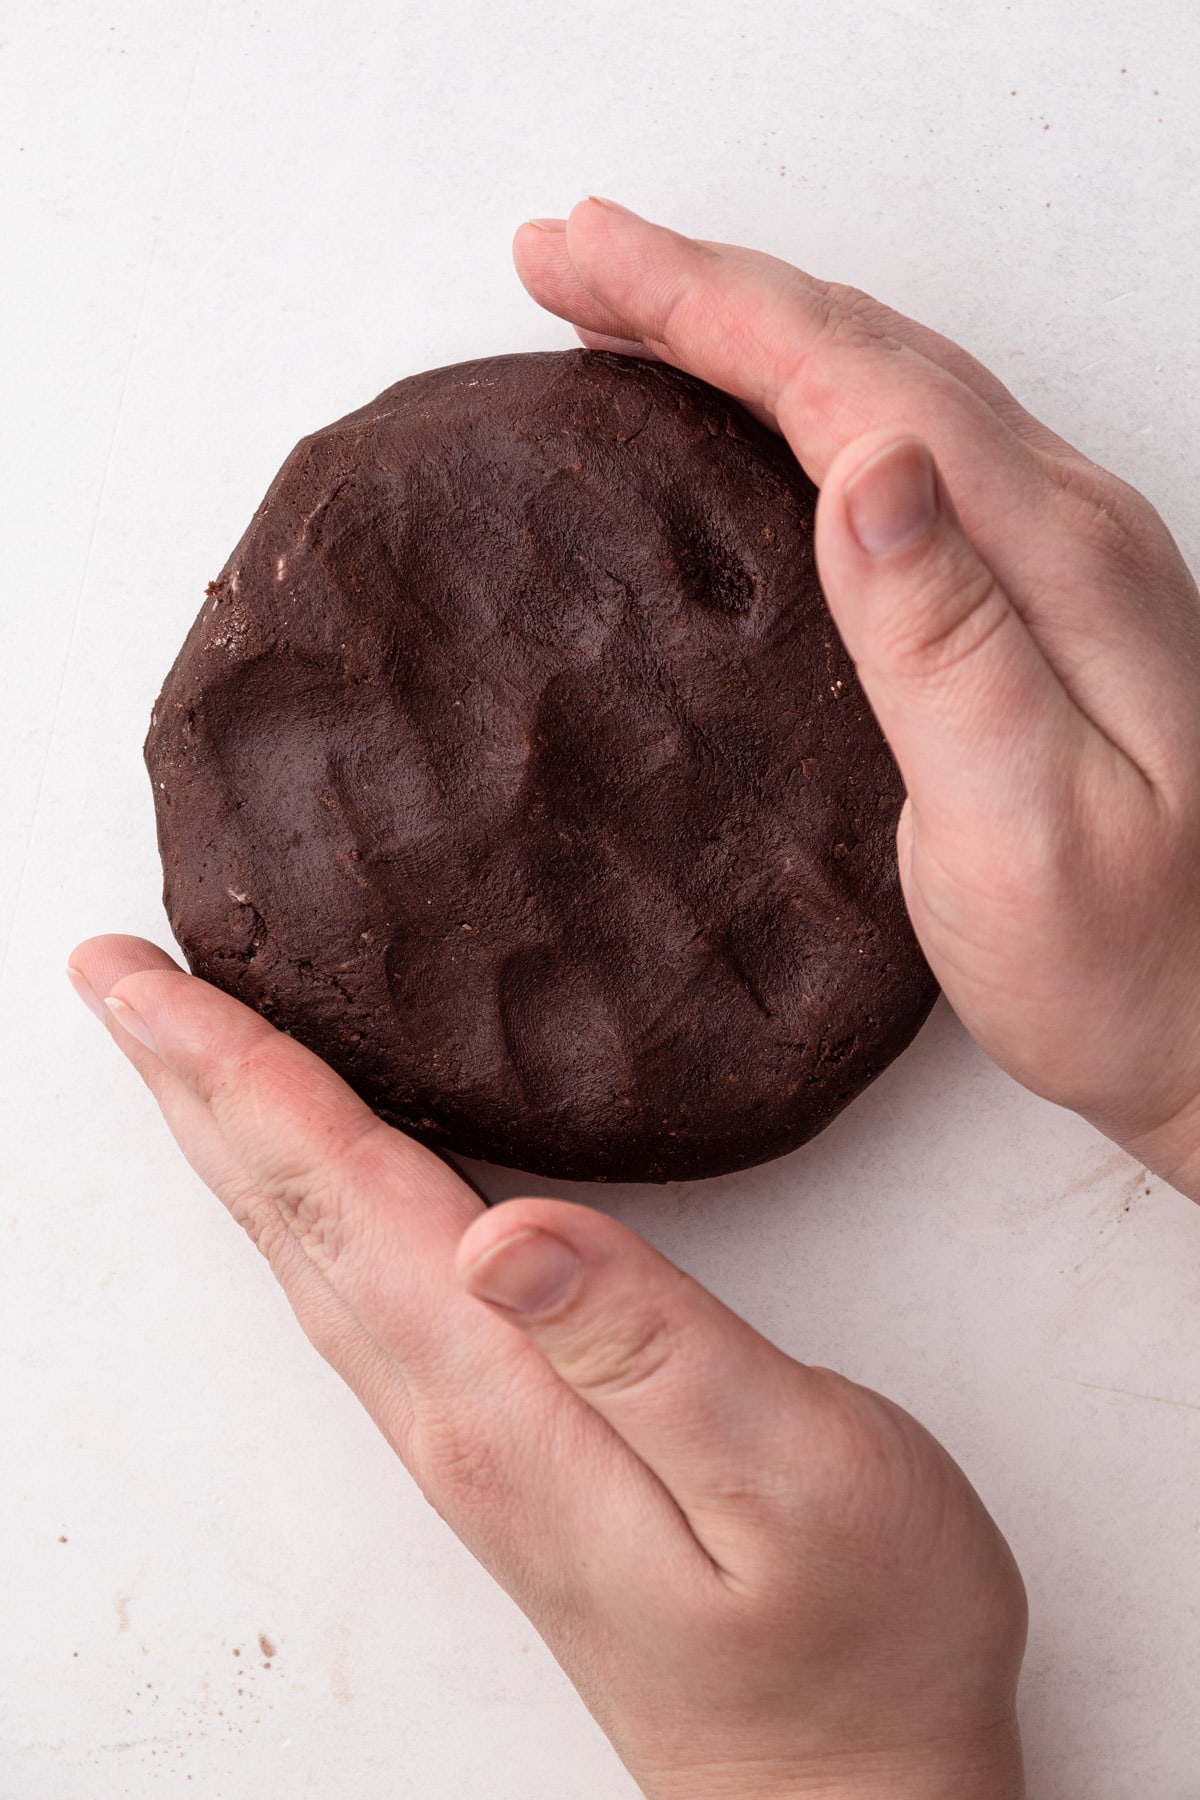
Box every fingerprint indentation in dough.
[498,945,631,1117]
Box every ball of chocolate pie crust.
[146,351,937,1183]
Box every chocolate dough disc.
[146,351,936,1182]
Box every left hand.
[69,935,1027,1800]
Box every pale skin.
[68,197,1200,1798]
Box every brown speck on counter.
[58,1535,68,1543]
[232,1646,240,1657]
[258,1632,277,1659]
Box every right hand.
[69,935,1027,1800]
[514,200,1200,1198]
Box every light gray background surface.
[4,3,1199,1795]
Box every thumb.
[456,1197,835,1572]
[815,433,1081,831]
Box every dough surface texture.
[146,352,936,1181]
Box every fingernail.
[67,965,108,1025]
[104,995,159,1055]
[588,195,641,219]
[525,216,567,232]
[844,438,940,555]
[465,1228,582,1317]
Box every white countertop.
[4,3,1199,1794]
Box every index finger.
[515,199,1058,501]
[68,936,718,1617]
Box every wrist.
[638,1719,1025,1800]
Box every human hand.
[514,199,1200,1200]
[69,936,1026,1800]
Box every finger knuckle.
[879,558,1010,683]
[225,1178,295,1271]
[816,280,899,348]
[1053,459,1159,565]
[411,1406,507,1514]
[559,1308,675,1401]
[226,1163,362,1288]
[271,1152,358,1258]
[776,281,902,419]
[206,1040,387,1276]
